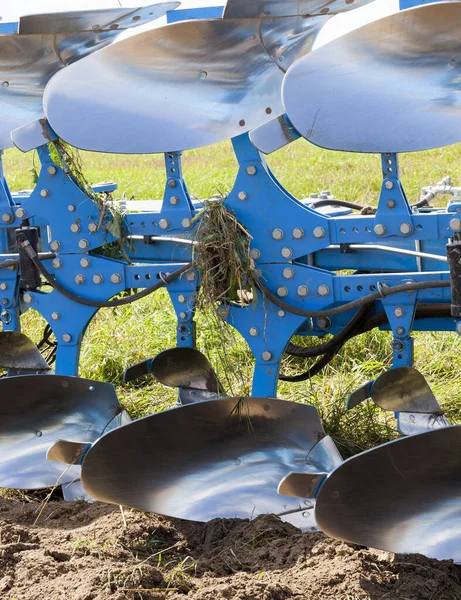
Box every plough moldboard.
[1,0,461,563]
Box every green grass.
[5,139,461,453]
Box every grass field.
[4,139,461,453]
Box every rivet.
[400,222,413,236]
[396,326,405,335]
[159,219,170,230]
[293,227,304,239]
[0,282,7,291]
[168,180,177,188]
[298,285,309,297]
[178,294,186,303]
[47,166,57,175]
[250,248,261,260]
[70,222,81,233]
[262,351,272,361]
[111,273,122,284]
[272,229,284,240]
[169,196,179,205]
[15,208,26,219]
[387,200,396,209]
[62,333,72,343]
[281,247,293,259]
[247,165,257,176]
[394,307,405,318]
[88,222,98,233]
[450,218,461,231]
[385,181,394,190]
[313,226,326,239]
[186,270,197,281]
[283,268,295,279]
[50,241,60,251]
[238,191,248,201]
[277,286,288,297]
[1,298,7,306]
[179,311,187,319]
[75,274,85,285]
[93,274,103,284]
[249,327,259,337]
[23,293,33,304]
[68,204,75,212]
[1,213,12,223]
[278,310,285,318]
[78,239,89,249]
[40,189,50,198]
[52,258,62,269]
[318,284,330,297]
[51,312,60,321]
[374,223,387,236]
[182,218,192,229]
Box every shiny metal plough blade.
[0,375,123,489]
[283,2,461,153]
[81,397,326,522]
[250,114,301,155]
[0,331,51,375]
[315,425,461,562]
[372,367,442,414]
[223,0,374,19]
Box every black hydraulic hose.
[263,279,451,319]
[18,238,194,309]
[310,199,370,212]
[279,351,336,383]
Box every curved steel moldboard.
[0,331,50,372]
[372,367,441,414]
[0,375,122,489]
[283,2,461,153]
[44,15,325,154]
[150,348,219,392]
[82,397,325,521]
[316,425,461,561]
[19,4,180,35]
[223,0,373,19]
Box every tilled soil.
[0,498,460,600]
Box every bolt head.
[93,274,103,284]
[62,333,72,343]
[23,293,33,304]
[52,258,62,269]
[250,248,261,260]
[1,212,12,223]
[186,270,197,282]
[249,327,259,337]
[40,189,50,198]
[168,180,177,188]
[281,247,293,259]
[111,273,122,284]
[317,317,331,329]
[182,218,192,229]
[261,351,272,362]
[1,311,11,324]
[374,223,387,237]
[396,326,405,336]
[450,218,461,231]
[399,222,413,236]
[385,181,394,190]
[70,222,81,233]
[272,229,284,240]
[179,311,187,319]
[283,268,295,279]
[313,226,326,239]
[50,241,60,251]
[75,274,85,284]
[51,312,60,321]
[297,285,309,297]
[238,191,248,201]
[178,294,186,303]
[246,165,257,176]
[15,208,26,219]
[68,204,75,212]
[1,299,8,306]
[0,282,7,291]
[387,200,396,209]
[80,257,90,268]
[169,196,179,205]
[318,284,330,297]
[292,227,304,239]
[277,310,285,318]
[47,166,57,176]
[159,219,170,230]
[78,239,89,249]
[277,286,288,297]
[394,307,405,318]
[88,222,98,233]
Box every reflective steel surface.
[250,113,301,154]
[316,425,461,561]
[397,412,451,437]
[0,331,50,373]
[279,472,327,498]
[0,3,178,150]
[44,15,325,153]
[82,397,325,521]
[223,0,373,19]
[283,2,461,153]
[0,375,122,489]
[150,348,219,393]
[372,367,442,414]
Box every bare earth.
[0,498,460,600]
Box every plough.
[1,0,461,562]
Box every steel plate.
[0,375,122,489]
[283,2,461,153]
[82,397,325,521]
[150,348,219,392]
[0,331,50,373]
[316,425,461,561]
[223,0,373,19]
[372,367,442,414]
[44,15,325,153]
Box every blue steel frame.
[0,0,456,405]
